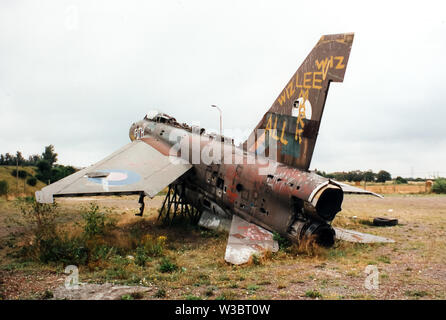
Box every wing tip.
[35,190,54,204]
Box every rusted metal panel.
[224,215,279,265]
[334,228,395,243]
[198,210,231,232]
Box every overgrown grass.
[2,194,446,300]
[159,257,178,273]
[305,290,322,298]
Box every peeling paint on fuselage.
[129,117,341,242]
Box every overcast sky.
[1,0,445,178]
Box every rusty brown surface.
[244,33,354,171]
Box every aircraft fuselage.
[130,115,344,246]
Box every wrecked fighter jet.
[36,33,394,265]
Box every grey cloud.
[1,0,445,178]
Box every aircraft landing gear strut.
[157,183,201,224]
[135,192,145,216]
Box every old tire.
[373,217,398,227]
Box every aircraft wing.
[224,215,279,265]
[334,227,395,243]
[332,180,383,198]
[35,140,192,203]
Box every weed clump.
[273,232,291,250]
[250,253,261,265]
[82,203,116,238]
[305,290,322,298]
[134,246,149,267]
[141,235,166,257]
[154,288,167,298]
[159,257,178,273]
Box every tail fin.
[245,33,354,170]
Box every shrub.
[141,235,166,257]
[432,178,446,194]
[159,257,178,273]
[36,236,88,265]
[154,288,166,298]
[13,197,91,264]
[395,176,408,184]
[273,232,291,250]
[27,176,37,186]
[305,290,322,298]
[14,196,59,240]
[82,203,115,238]
[91,245,116,261]
[18,170,28,179]
[130,292,144,299]
[0,180,8,196]
[134,246,149,267]
[11,169,28,179]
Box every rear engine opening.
[310,223,335,247]
[315,187,343,221]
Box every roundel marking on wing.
[88,169,141,186]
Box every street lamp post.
[210,105,222,137]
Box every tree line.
[314,169,422,184]
[0,146,56,167]
[0,145,76,187]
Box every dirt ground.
[0,194,445,300]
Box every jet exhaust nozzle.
[290,220,336,247]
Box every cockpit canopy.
[145,112,177,124]
[143,111,194,132]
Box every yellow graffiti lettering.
[303,72,312,89]
[334,56,345,69]
[286,79,295,99]
[295,73,303,88]
[276,55,345,107]
[271,116,279,140]
[315,56,334,80]
[265,114,273,132]
[280,120,288,145]
[298,88,309,101]
[312,71,323,89]
[295,128,303,144]
[315,57,333,70]
[277,91,287,106]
